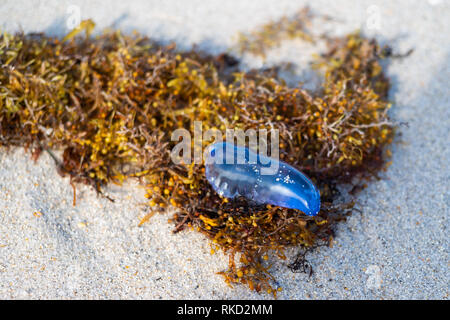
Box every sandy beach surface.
[0,0,448,299]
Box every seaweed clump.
[236,7,316,57]
[0,11,394,296]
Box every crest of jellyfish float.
[205,142,321,216]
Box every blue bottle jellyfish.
[204,142,320,216]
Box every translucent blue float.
[204,142,320,216]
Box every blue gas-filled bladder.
[204,142,320,216]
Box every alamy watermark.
[365,265,382,290]
[366,5,381,31]
[66,5,81,30]
[170,121,280,175]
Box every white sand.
[0,0,448,299]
